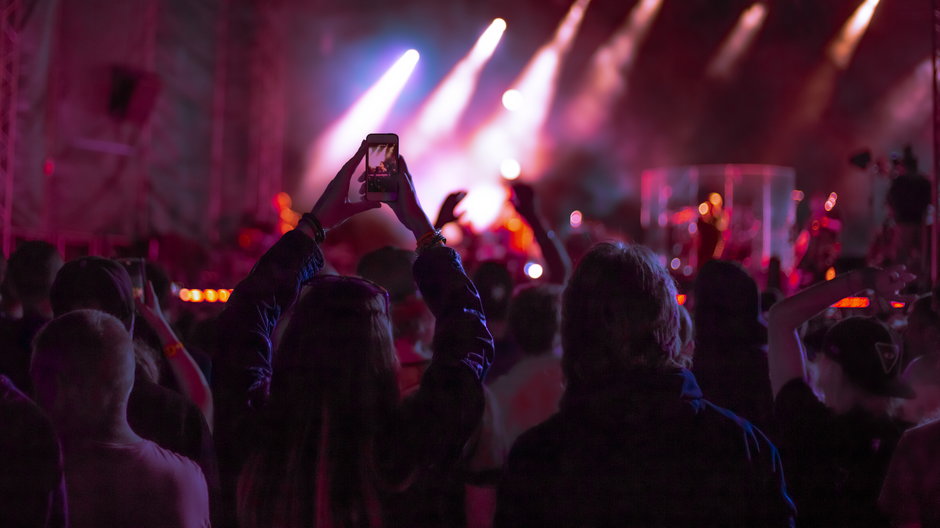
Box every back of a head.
[31,310,135,425]
[508,284,562,357]
[562,242,680,391]
[242,276,398,527]
[356,246,417,304]
[275,274,398,428]
[473,261,514,322]
[694,260,763,345]
[49,257,135,330]
[7,241,62,308]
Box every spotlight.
[404,20,507,159]
[302,49,420,205]
[829,0,881,69]
[524,262,544,279]
[706,3,768,80]
[500,158,521,180]
[502,89,524,112]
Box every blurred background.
[0,0,931,292]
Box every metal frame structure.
[0,0,20,256]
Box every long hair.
[561,243,681,393]
[237,276,400,528]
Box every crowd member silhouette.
[357,244,506,527]
[31,310,209,528]
[768,265,916,528]
[214,144,493,527]
[495,242,794,527]
[0,241,63,395]
[491,284,564,447]
[0,373,66,527]
[48,256,220,524]
[692,259,774,432]
[880,416,940,527]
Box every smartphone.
[365,133,400,202]
[117,258,146,301]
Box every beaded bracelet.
[299,213,326,244]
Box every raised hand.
[312,141,381,230]
[386,155,434,239]
[435,191,467,229]
[509,181,539,220]
[866,265,917,302]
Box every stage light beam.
[302,49,420,204]
[706,3,768,80]
[404,20,507,159]
[565,0,663,137]
[829,0,881,69]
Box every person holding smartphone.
[214,141,494,527]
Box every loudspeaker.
[108,65,161,124]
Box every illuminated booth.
[640,164,796,279]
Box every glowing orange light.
[890,301,906,309]
[825,267,836,281]
[698,202,709,215]
[677,294,687,305]
[219,289,231,302]
[189,289,204,302]
[791,190,804,202]
[708,193,723,207]
[205,289,219,303]
[179,288,192,302]
[274,192,292,210]
[831,297,870,308]
[506,217,524,232]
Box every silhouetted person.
[49,257,220,525]
[491,284,564,447]
[215,146,493,527]
[0,241,62,394]
[0,374,67,527]
[475,261,518,382]
[692,260,774,432]
[769,266,916,528]
[31,310,209,528]
[495,243,794,527]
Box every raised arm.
[379,156,494,478]
[510,182,572,284]
[767,265,914,396]
[136,281,215,428]
[215,142,378,430]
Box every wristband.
[416,229,447,254]
[299,213,326,244]
[163,342,184,359]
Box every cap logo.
[875,343,900,374]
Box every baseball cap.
[822,316,915,399]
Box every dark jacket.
[494,368,795,527]
[214,230,493,527]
